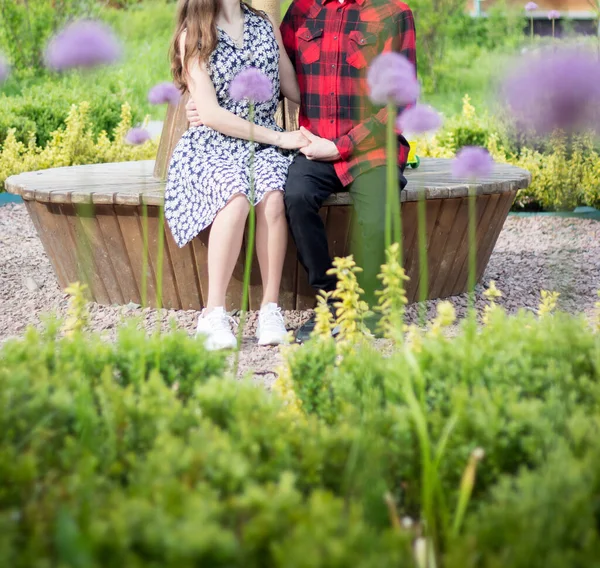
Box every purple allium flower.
[229,68,273,103]
[548,10,560,19]
[502,47,600,136]
[45,20,121,71]
[148,82,181,105]
[367,52,420,106]
[452,146,494,179]
[125,127,152,145]
[525,2,538,11]
[397,104,442,136]
[0,53,8,84]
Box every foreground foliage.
[1,298,600,566]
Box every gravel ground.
[1,203,599,381]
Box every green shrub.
[0,80,142,148]
[514,132,600,211]
[0,101,157,188]
[0,1,174,148]
[289,309,600,511]
[445,436,600,568]
[2,294,600,566]
[0,321,413,566]
[419,96,600,211]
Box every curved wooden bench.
[6,158,530,310]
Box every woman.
[165,0,306,350]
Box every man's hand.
[299,127,341,161]
[186,98,203,127]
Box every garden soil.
[1,203,598,385]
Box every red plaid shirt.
[281,0,417,186]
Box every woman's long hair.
[171,0,266,91]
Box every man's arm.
[333,7,417,161]
[268,13,301,104]
[279,4,298,69]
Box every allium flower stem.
[156,205,165,311]
[417,184,428,326]
[234,102,257,377]
[468,184,477,316]
[386,101,402,257]
[141,203,149,307]
[530,17,534,42]
[154,204,166,368]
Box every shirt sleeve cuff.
[334,135,353,161]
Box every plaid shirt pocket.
[346,28,380,70]
[296,25,323,65]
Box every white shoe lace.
[259,306,285,334]
[203,309,234,334]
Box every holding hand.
[278,130,309,150]
[186,98,203,127]
[299,127,341,162]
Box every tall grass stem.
[467,184,477,316]
[233,102,256,377]
[386,101,401,255]
[141,203,149,308]
[417,185,428,325]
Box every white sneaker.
[256,303,288,346]
[195,307,237,351]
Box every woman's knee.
[257,190,286,222]
[222,193,250,219]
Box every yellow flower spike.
[405,324,423,353]
[272,344,305,421]
[538,290,560,318]
[483,280,502,301]
[461,94,475,120]
[427,301,456,338]
[376,243,409,342]
[482,280,504,326]
[594,290,600,333]
[312,291,335,340]
[327,255,370,347]
[62,281,90,337]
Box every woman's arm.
[267,14,301,105]
[180,32,305,148]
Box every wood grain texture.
[165,225,202,311]
[154,96,190,181]
[96,205,140,304]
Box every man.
[188,0,416,342]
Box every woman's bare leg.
[206,194,250,310]
[255,190,287,306]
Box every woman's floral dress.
[165,4,292,247]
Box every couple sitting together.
[165,0,417,350]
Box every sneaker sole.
[196,333,237,351]
[256,332,287,346]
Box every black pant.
[284,154,407,306]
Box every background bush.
[0,0,97,73]
[0,102,157,185]
[0,1,173,148]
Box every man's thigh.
[349,166,407,216]
[284,154,343,205]
[348,166,407,302]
